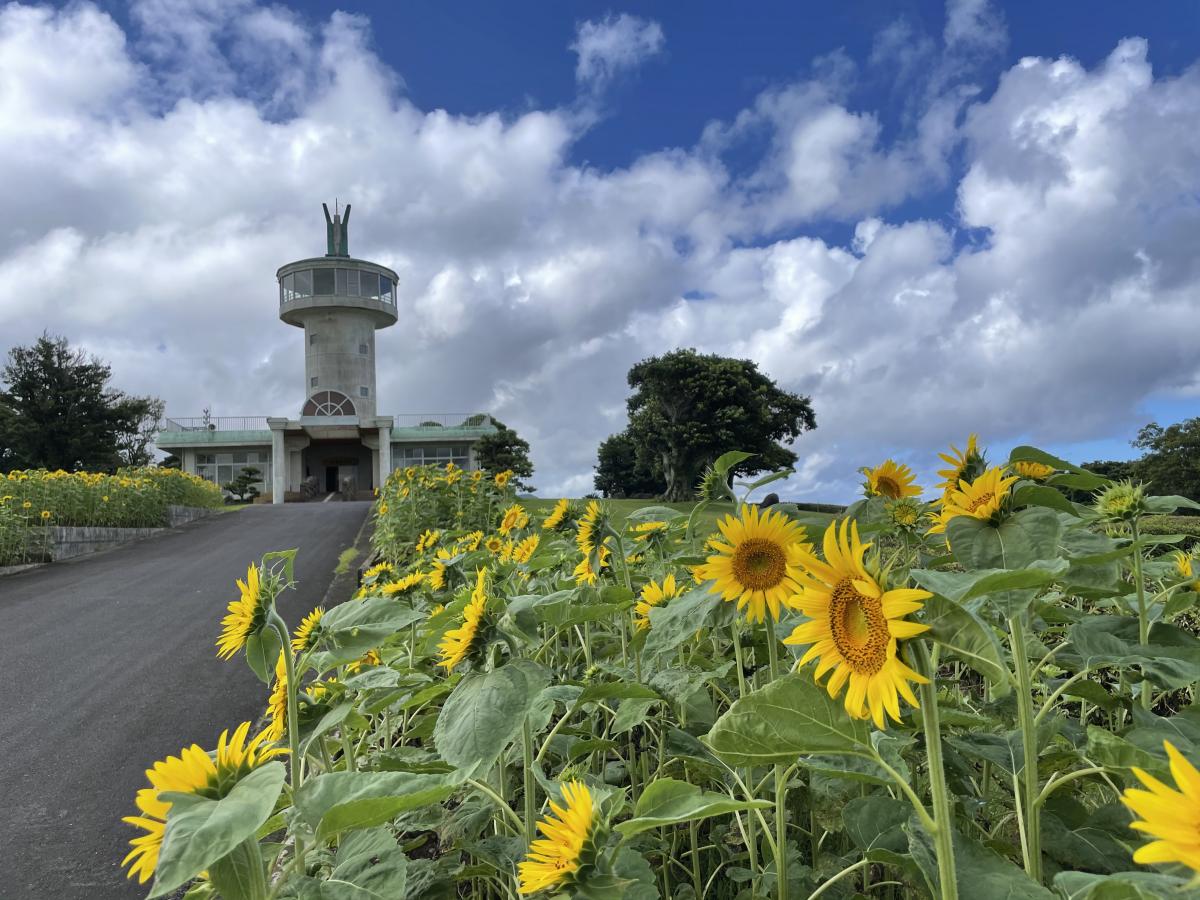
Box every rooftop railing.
[161,414,495,431]
[162,417,271,432]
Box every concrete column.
[268,418,288,504]
[377,418,393,489]
[182,448,197,475]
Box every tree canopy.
[594,430,661,498]
[0,333,163,473]
[475,418,535,489]
[601,348,816,501]
[1081,417,1200,509]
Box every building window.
[359,272,379,300]
[293,269,312,298]
[302,390,357,417]
[358,343,368,355]
[335,268,348,294]
[194,451,270,490]
[359,386,369,397]
[309,334,317,345]
[311,376,318,387]
[313,268,335,295]
[392,444,471,470]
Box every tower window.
[311,376,318,387]
[309,334,317,345]
[358,343,368,355]
[359,386,369,397]
[313,268,335,295]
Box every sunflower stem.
[912,641,958,900]
[1131,519,1152,710]
[1007,616,1042,884]
[522,717,536,845]
[764,616,782,683]
[268,614,305,874]
[774,763,789,900]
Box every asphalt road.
[0,502,369,900]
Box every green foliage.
[223,466,262,502]
[474,418,534,488]
[594,430,662,498]
[617,348,816,501]
[0,332,163,472]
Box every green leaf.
[921,595,1011,693]
[320,827,408,899]
[643,588,721,657]
[704,673,871,766]
[714,450,755,478]
[320,598,425,655]
[244,627,282,685]
[433,661,545,771]
[615,778,771,836]
[842,795,910,853]
[947,506,1062,572]
[611,698,659,735]
[907,821,1057,900]
[624,505,688,522]
[294,770,461,840]
[576,683,662,704]
[1053,870,1200,900]
[1144,495,1200,514]
[1013,484,1082,517]
[149,762,286,897]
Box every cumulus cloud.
[570,13,664,90]
[2,1,1198,502]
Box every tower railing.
[161,417,271,432]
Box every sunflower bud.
[1094,480,1149,522]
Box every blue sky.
[4,0,1200,498]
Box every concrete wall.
[15,506,217,565]
[302,440,375,493]
[300,309,378,418]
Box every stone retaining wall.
[2,505,217,569]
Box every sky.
[2,0,1200,500]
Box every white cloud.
[2,1,1199,503]
[570,13,664,90]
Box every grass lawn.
[519,496,736,538]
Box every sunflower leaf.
[703,673,872,765]
[149,761,286,898]
[615,777,771,836]
[433,660,547,771]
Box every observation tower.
[276,203,398,419]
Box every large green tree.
[594,430,662,498]
[475,417,535,489]
[619,348,816,501]
[1130,418,1200,502]
[0,333,162,473]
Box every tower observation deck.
[276,203,398,419]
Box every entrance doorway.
[325,466,338,493]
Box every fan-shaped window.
[302,390,357,417]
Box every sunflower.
[1120,740,1200,874]
[362,561,397,584]
[1173,551,1200,593]
[485,535,505,555]
[216,563,270,660]
[512,534,541,564]
[346,649,382,674]
[499,503,529,535]
[382,571,427,595]
[576,500,603,556]
[122,722,285,884]
[438,569,489,671]
[784,519,931,728]
[517,780,597,895]
[495,470,513,489]
[696,505,809,623]
[932,467,1018,532]
[542,498,570,530]
[634,573,684,631]
[1013,460,1055,481]
[264,652,288,741]
[416,529,440,552]
[573,545,610,586]
[292,607,324,653]
[863,460,921,500]
[631,520,669,542]
[935,433,985,498]
[428,548,453,591]
[885,498,924,531]
[460,530,484,551]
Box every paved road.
[0,502,369,900]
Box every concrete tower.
[277,203,398,420]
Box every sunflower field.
[0,466,223,565]
[121,444,1200,900]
